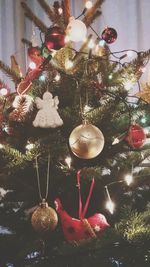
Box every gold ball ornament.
[31,201,58,233]
[69,122,105,159]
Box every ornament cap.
[82,119,89,125]
[40,199,48,208]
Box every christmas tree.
[0,0,150,266]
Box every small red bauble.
[28,46,44,66]
[101,27,117,44]
[126,124,146,149]
[45,26,65,50]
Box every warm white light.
[124,173,133,186]
[0,144,4,149]
[106,200,115,214]
[0,88,8,96]
[124,80,133,90]
[54,73,61,81]
[84,104,92,113]
[65,60,73,70]
[26,142,34,151]
[58,7,63,15]
[85,1,93,9]
[108,74,113,80]
[67,17,87,42]
[29,61,36,69]
[65,156,72,168]
[88,39,95,49]
[112,138,119,145]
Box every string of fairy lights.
[0,0,150,215]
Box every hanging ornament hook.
[35,152,51,202]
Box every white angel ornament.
[33,91,63,128]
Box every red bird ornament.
[55,171,109,244]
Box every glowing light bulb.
[0,144,4,149]
[99,39,106,47]
[88,39,95,49]
[26,142,34,151]
[65,60,73,70]
[58,7,63,15]
[54,73,61,81]
[84,104,92,113]
[85,1,93,9]
[141,117,147,124]
[124,173,133,186]
[112,138,119,145]
[106,200,115,214]
[65,156,72,168]
[124,80,133,90]
[0,88,8,96]
[29,61,36,69]
[39,75,46,81]
[108,74,113,80]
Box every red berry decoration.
[28,46,44,66]
[101,27,117,44]
[45,26,65,51]
[126,124,146,149]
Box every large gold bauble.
[69,123,104,159]
[31,201,58,233]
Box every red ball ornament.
[126,124,146,149]
[28,46,44,66]
[101,27,117,44]
[45,26,65,50]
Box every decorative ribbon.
[77,170,95,220]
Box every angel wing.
[54,96,59,109]
[35,97,43,109]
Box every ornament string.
[77,170,95,219]
[35,153,50,201]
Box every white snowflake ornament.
[33,91,63,128]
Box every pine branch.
[62,0,71,25]
[37,0,56,23]
[21,2,48,33]
[82,0,105,27]
[0,144,34,172]
[0,60,21,84]
[53,1,65,28]
[115,206,150,242]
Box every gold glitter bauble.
[31,201,58,233]
[69,123,104,159]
